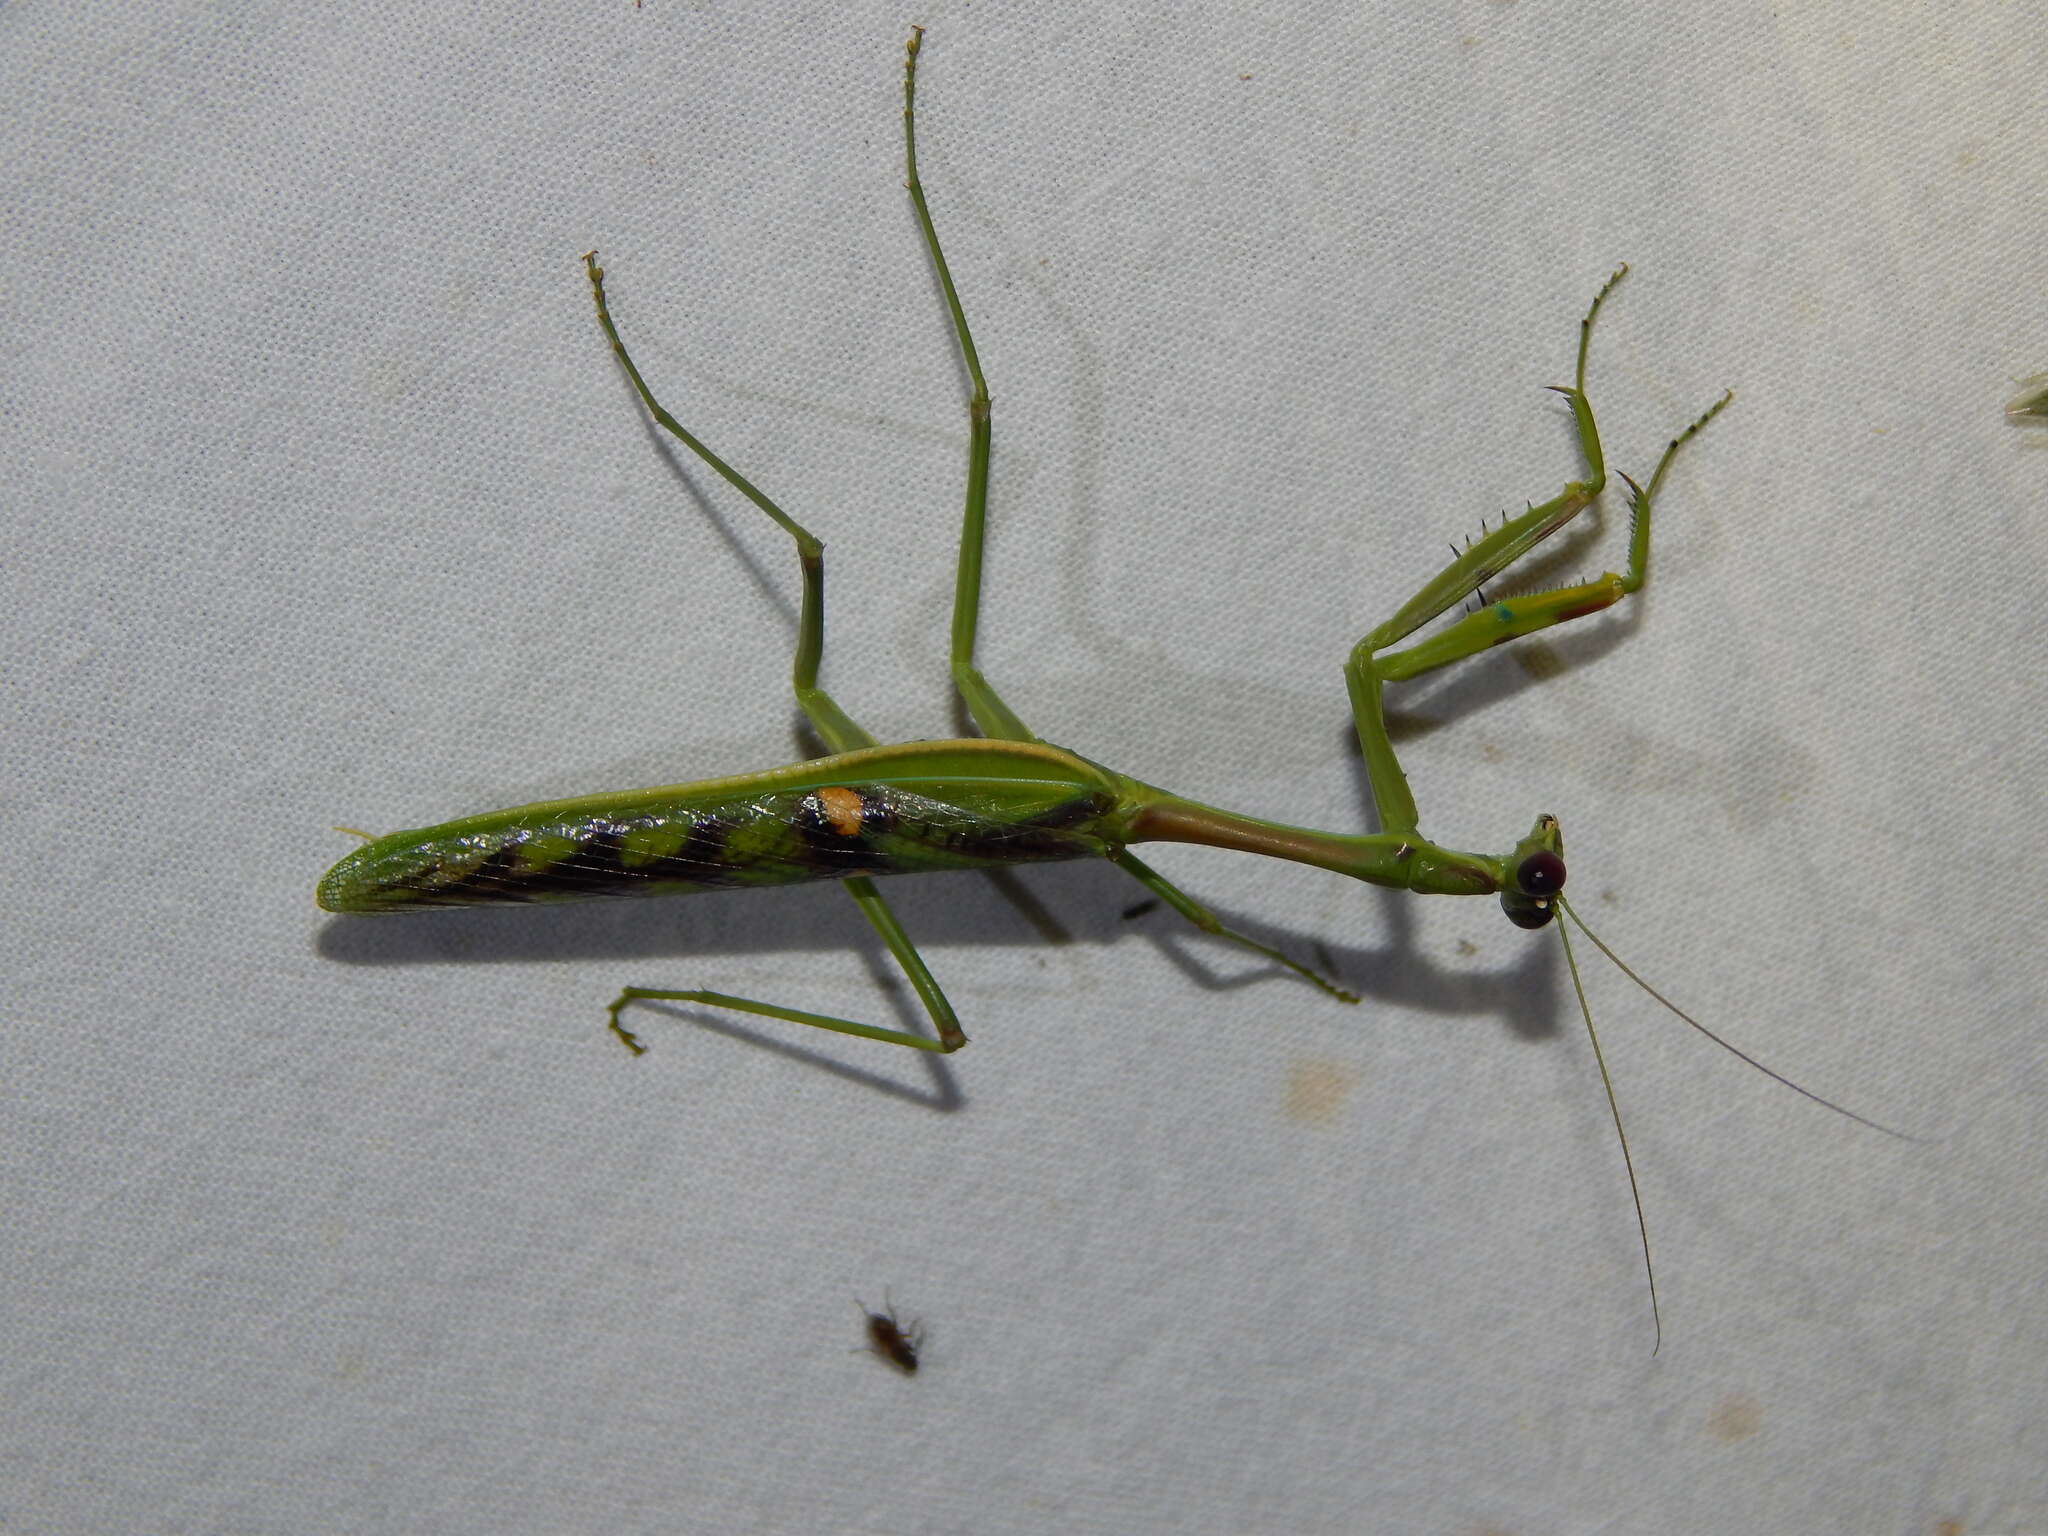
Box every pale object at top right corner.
[2006,373,2048,426]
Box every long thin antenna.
[1558,897,1917,1141]
[1556,911,1660,1354]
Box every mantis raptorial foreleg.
[1344,265,1731,839]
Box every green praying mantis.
[319,28,1906,1348]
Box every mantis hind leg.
[1342,267,1731,835]
[583,242,969,1055]
[583,251,871,754]
[606,875,965,1056]
[902,27,1033,746]
[901,29,1350,1002]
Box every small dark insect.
[1120,898,1161,920]
[857,1298,923,1375]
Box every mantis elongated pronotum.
[320,28,1905,1347]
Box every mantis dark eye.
[1500,848,1565,928]
[1516,849,1566,897]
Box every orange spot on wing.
[816,785,865,837]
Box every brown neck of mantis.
[1119,793,1504,897]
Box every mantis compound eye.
[1500,848,1566,929]
[1517,849,1566,897]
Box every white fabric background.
[6,1,2044,1532]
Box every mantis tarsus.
[320,28,1906,1349]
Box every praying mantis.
[318,28,1904,1348]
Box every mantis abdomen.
[318,739,1133,913]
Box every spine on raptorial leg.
[317,740,1136,912]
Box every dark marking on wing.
[340,780,1125,911]
[791,787,896,873]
